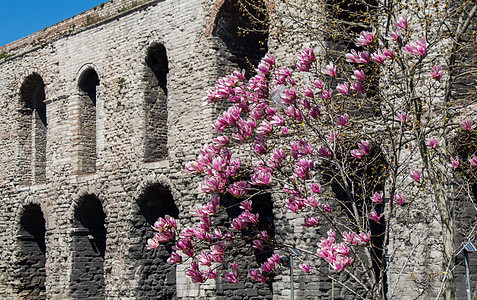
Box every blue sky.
[0,0,105,46]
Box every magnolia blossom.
[449,156,460,169]
[300,264,312,273]
[351,81,365,94]
[302,216,319,227]
[397,113,409,124]
[335,113,349,126]
[470,155,477,166]
[321,62,336,77]
[428,65,443,81]
[355,28,376,47]
[369,210,383,223]
[346,50,370,64]
[336,82,350,95]
[387,30,400,42]
[371,192,383,204]
[460,119,473,131]
[410,170,421,183]
[296,48,316,72]
[352,69,366,82]
[393,193,405,205]
[403,37,427,56]
[394,16,409,29]
[426,137,440,149]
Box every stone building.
[0,0,476,299]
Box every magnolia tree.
[147,1,477,299]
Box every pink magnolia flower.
[343,231,359,245]
[397,113,409,124]
[249,269,268,283]
[383,48,394,60]
[186,262,206,283]
[371,192,383,204]
[371,50,386,64]
[428,65,443,81]
[460,119,473,131]
[351,149,364,159]
[394,16,409,29]
[313,78,324,90]
[410,170,421,183]
[321,89,332,99]
[387,30,400,42]
[357,231,371,245]
[321,62,337,77]
[355,28,376,47]
[304,196,320,207]
[351,81,365,94]
[426,137,440,149]
[470,155,477,166]
[302,216,319,227]
[309,106,321,119]
[449,156,460,169]
[346,50,370,64]
[317,146,331,157]
[228,181,250,198]
[336,82,350,95]
[253,239,264,250]
[310,183,322,193]
[369,210,383,223]
[352,69,366,82]
[296,47,316,72]
[251,167,272,185]
[323,203,332,212]
[146,237,160,249]
[167,252,182,264]
[403,37,427,56]
[300,264,312,273]
[393,193,405,205]
[335,113,349,126]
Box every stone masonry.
[0,0,476,299]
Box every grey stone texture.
[0,0,475,299]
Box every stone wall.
[0,0,475,299]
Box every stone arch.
[69,194,106,299]
[210,0,270,75]
[219,192,275,299]
[15,203,47,299]
[130,183,179,299]
[76,66,100,174]
[18,72,47,185]
[144,42,169,162]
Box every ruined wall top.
[0,0,160,59]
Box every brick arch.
[74,63,102,92]
[16,68,49,105]
[205,0,274,36]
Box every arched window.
[213,0,269,75]
[78,69,99,173]
[219,192,274,298]
[19,73,47,184]
[70,195,106,299]
[16,204,46,299]
[131,184,178,299]
[144,44,169,162]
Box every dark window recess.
[70,195,106,299]
[213,0,269,75]
[144,44,169,162]
[15,204,46,299]
[19,73,47,184]
[130,184,178,299]
[218,192,274,299]
[78,69,99,173]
